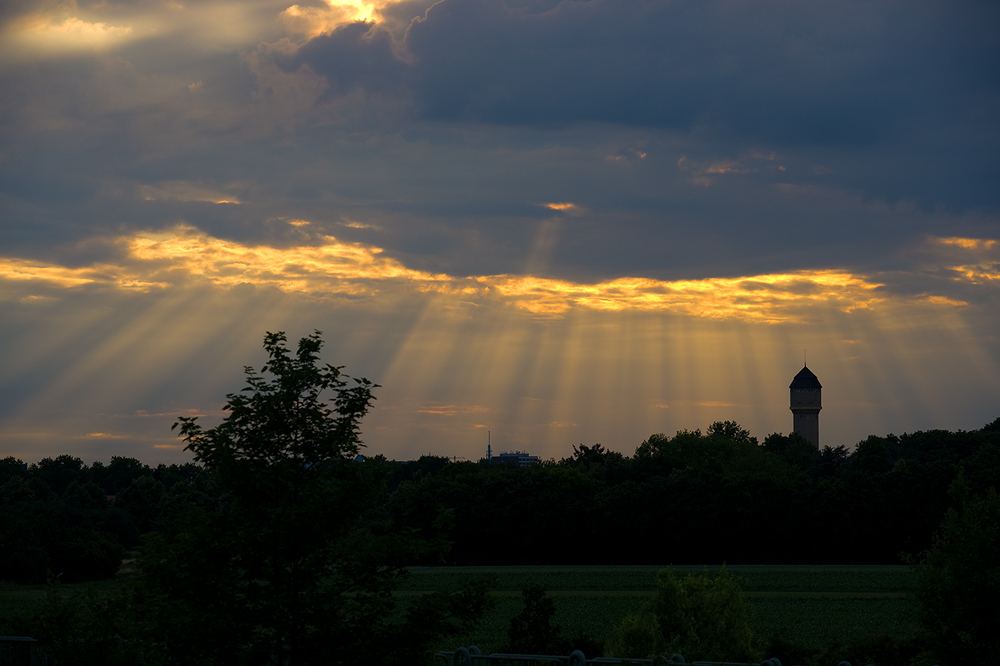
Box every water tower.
[790,365,822,448]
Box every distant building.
[490,451,539,467]
[790,365,822,448]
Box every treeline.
[384,419,1000,566]
[0,456,210,583]
[2,419,998,584]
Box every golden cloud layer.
[484,272,882,321]
[1,13,136,57]
[930,236,1000,285]
[2,226,996,324]
[935,237,998,251]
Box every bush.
[609,566,755,662]
[502,584,605,657]
[33,581,160,666]
[913,478,1000,665]
[504,584,566,654]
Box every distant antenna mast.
[804,349,807,366]
[487,430,491,461]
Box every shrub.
[609,566,755,662]
[913,479,1000,665]
[504,584,567,655]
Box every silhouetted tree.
[708,420,758,446]
[31,455,86,495]
[814,444,849,478]
[137,331,489,664]
[762,432,817,473]
[563,443,624,468]
[90,456,150,495]
[115,475,165,533]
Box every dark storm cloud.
[294,21,409,96]
[290,0,1000,210]
[295,0,998,140]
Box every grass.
[0,583,49,634]
[401,565,919,656]
[0,565,919,659]
[0,578,128,636]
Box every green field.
[398,565,919,657]
[0,578,126,636]
[1,565,919,660]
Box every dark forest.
[3,418,999,584]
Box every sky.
[1,0,999,465]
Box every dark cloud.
[290,0,999,142]
[285,0,1000,210]
[292,21,409,97]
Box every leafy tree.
[761,432,817,473]
[31,455,86,495]
[958,439,1000,496]
[0,456,27,486]
[851,435,895,474]
[1,475,37,505]
[707,420,758,446]
[115,475,166,533]
[609,567,755,662]
[139,331,488,664]
[150,461,205,490]
[562,443,624,468]
[387,454,451,492]
[90,456,151,495]
[63,480,109,511]
[813,444,849,478]
[1,475,125,583]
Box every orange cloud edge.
[1,225,996,324]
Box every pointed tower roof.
[789,365,822,389]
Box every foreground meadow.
[1,565,917,661]
[398,565,918,656]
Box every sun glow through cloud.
[280,0,398,37]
